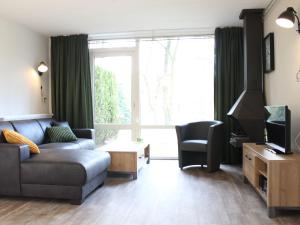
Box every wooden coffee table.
[97,142,150,179]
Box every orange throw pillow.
[2,129,40,154]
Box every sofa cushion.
[0,122,14,143]
[3,129,40,154]
[10,120,44,145]
[46,127,77,142]
[36,118,53,133]
[36,118,54,144]
[180,140,208,152]
[21,149,111,186]
[51,121,71,128]
[39,142,80,150]
[72,138,95,150]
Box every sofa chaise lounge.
[0,118,111,204]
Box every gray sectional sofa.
[0,118,111,204]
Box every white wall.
[0,17,49,117]
[264,0,300,150]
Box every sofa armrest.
[0,143,30,161]
[0,143,31,196]
[72,129,95,140]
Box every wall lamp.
[276,7,300,34]
[37,61,48,76]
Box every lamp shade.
[37,61,48,75]
[276,7,296,28]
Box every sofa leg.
[70,199,83,205]
[99,182,104,188]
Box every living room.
[0,0,300,224]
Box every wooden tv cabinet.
[243,143,300,218]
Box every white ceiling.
[0,0,272,37]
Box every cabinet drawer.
[243,147,255,167]
[243,161,255,185]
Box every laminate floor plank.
[0,160,300,225]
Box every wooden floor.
[1,160,300,225]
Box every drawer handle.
[245,154,252,161]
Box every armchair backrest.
[185,121,219,140]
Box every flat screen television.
[264,105,291,154]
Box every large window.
[90,36,214,158]
[139,38,214,125]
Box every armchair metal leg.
[179,162,183,170]
[178,157,183,170]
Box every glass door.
[92,49,138,145]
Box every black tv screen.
[264,105,291,154]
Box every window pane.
[141,129,177,158]
[139,37,214,125]
[94,56,132,125]
[95,125,132,145]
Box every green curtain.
[214,27,244,164]
[51,34,94,129]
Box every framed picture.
[264,33,275,73]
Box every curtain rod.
[89,36,214,43]
[88,28,215,41]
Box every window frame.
[89,36,214,158]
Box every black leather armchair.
[175,121,224,172]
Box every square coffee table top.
[96,141,149,153]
